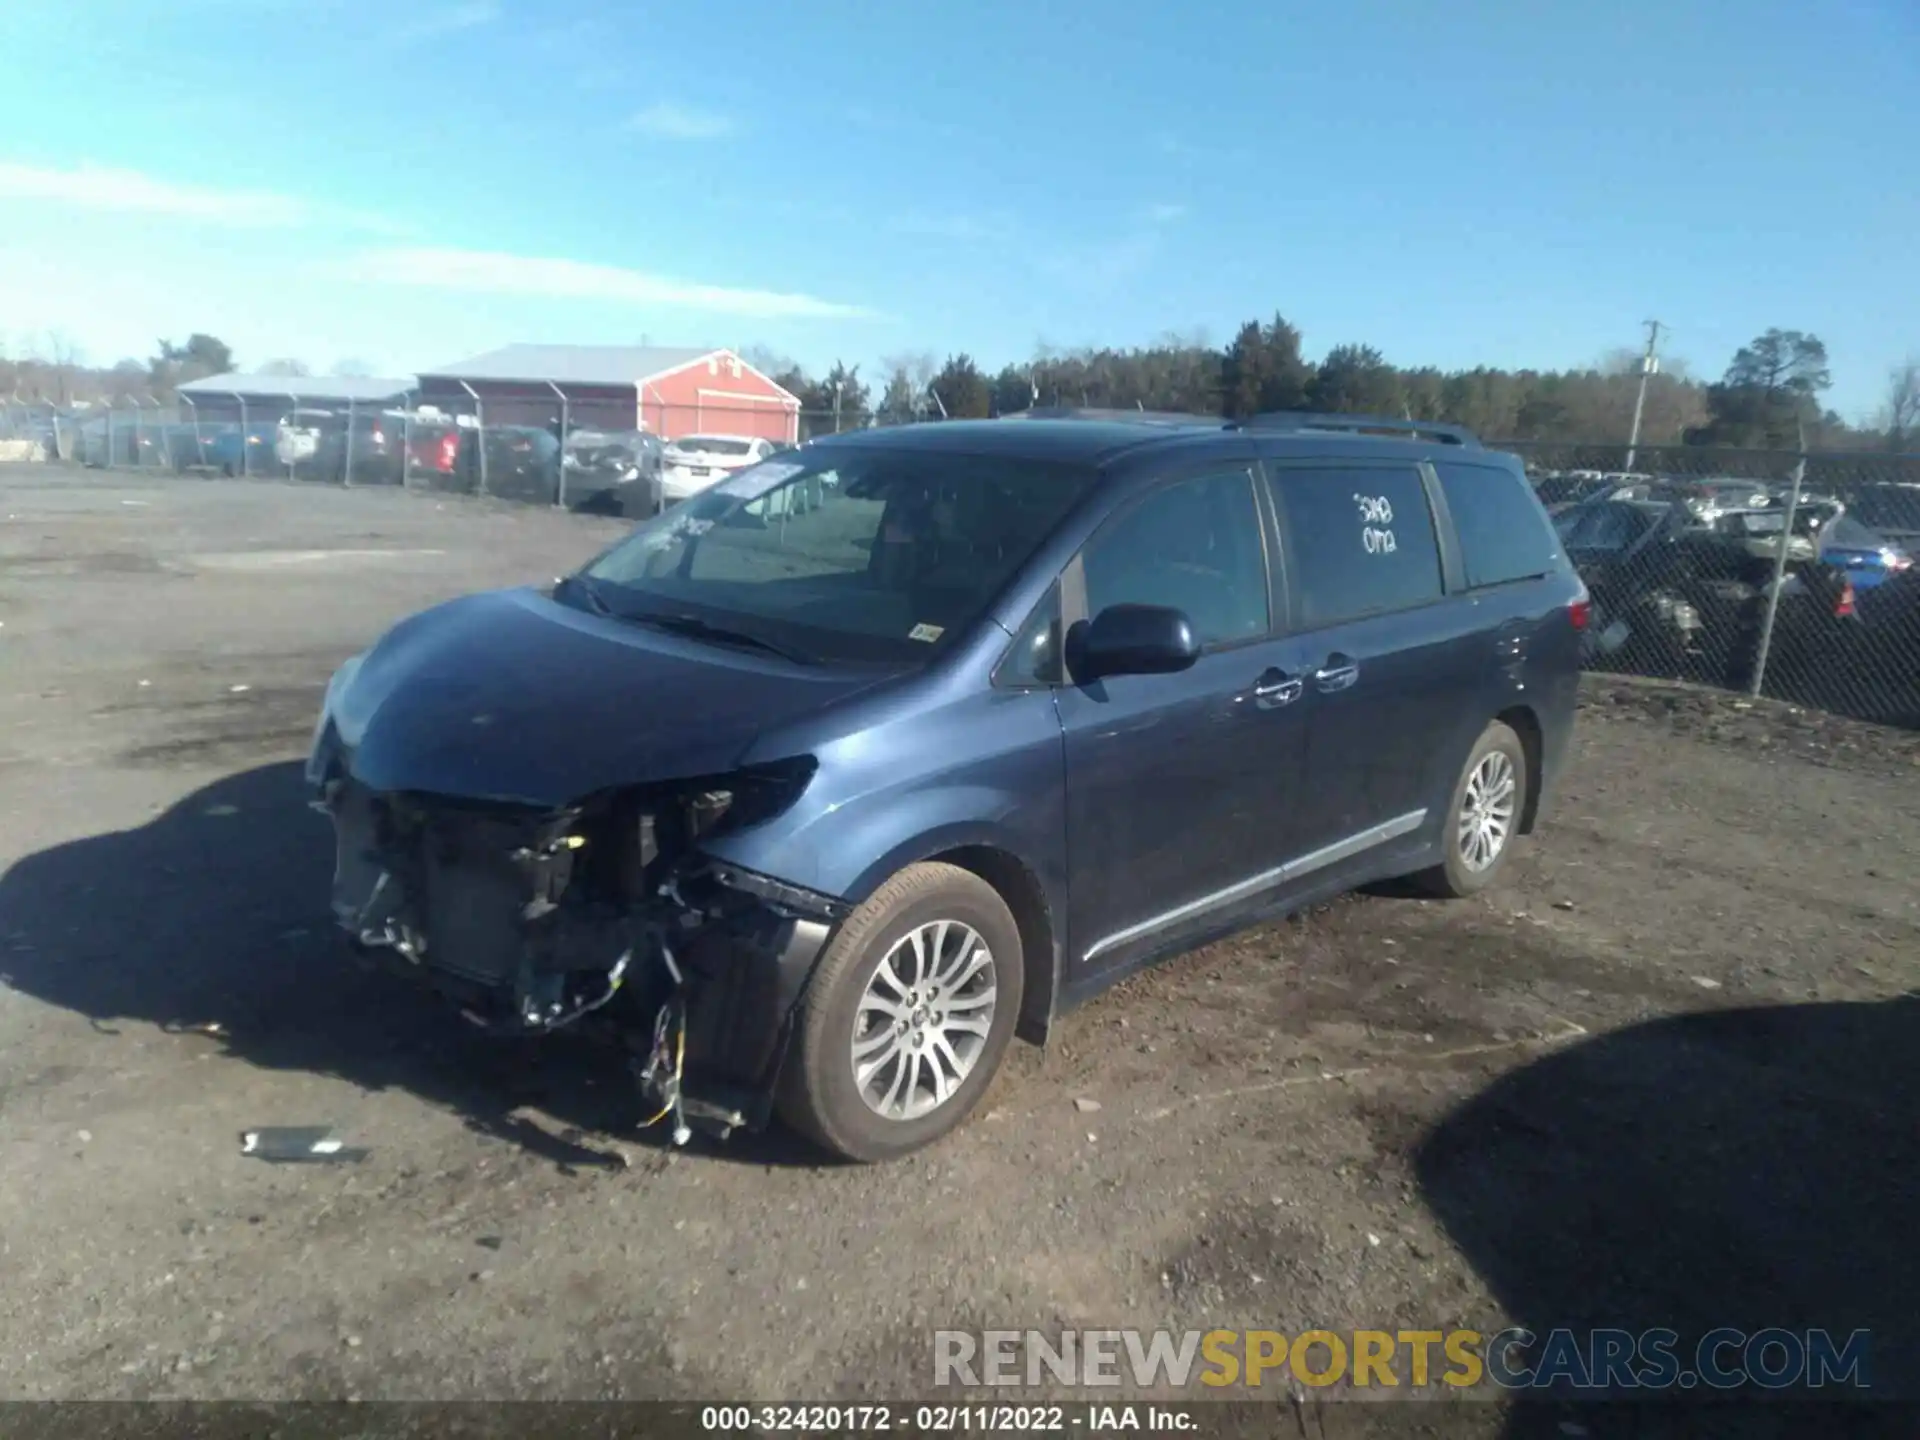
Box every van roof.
[811,413,1504,468]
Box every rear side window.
[1270,465,1442,629]
[1433,461,1561,589]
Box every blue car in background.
[180,422,279,476]
[1715,502,1914,592]
[1815,510,1913,592]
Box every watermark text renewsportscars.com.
[932,1328,1872,1393]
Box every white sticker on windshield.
[908,623,944,643]
[712,460,806,501]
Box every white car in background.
[660,434,779,503]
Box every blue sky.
[0,0,1913,417]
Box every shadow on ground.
[1416,995,1920,1436]
[0,761,824,1171]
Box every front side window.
[1079,469,1269,647]
[581,449,1097,665]
[1271,465,1443,629]
[996,582,1062,686]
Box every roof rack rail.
[998,406,1221,427]
[1235,411,1481,447]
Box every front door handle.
[1251,669,1303,707]
[1314,654,1360,692]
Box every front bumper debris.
[313,768,840,1143]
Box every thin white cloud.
[0,160,308,226]
[395,0,499,43]
[1142,202,1188,224]
[0,159,414,235]
[336,246,877,321]
[629,102,737,140]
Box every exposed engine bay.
[314,759,842,1143]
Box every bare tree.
[1881,358,1920,448]
[258,358,311,377]
[43,330,83,407]
[877,351,938,415]
[740,345,797,379]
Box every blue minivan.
[309,411,1586,1161]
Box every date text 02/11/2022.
[698,1404,1196,1431]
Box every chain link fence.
[1516,443,1920,729]
[7,399,1917,728]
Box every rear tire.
[776,862,1023,1163]
[1413,720,1529,899]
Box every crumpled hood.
[331,588,882,807]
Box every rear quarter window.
[1434,460,1562,589]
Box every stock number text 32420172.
[701,1404,1075,1432]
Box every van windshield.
[579,448,1096,665]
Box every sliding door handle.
[1314,655,1360,692]
[1251,670,1303,707]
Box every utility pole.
[1624,319,1664,473]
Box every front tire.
[1414,721,1529,899]
[777,862,1023,1162]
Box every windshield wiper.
[629,611,818,665]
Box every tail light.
[1568,590,1591,630]
[436,432,458,472]
[1835,579,1856,619]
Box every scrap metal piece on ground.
[239,1126,369,1163]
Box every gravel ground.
[1,467,1915,1436]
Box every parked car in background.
[1805,508,1911,591]
[1556,499,1714,674]
[405,418,467,484]
[660,434,779,503]
[562,429,665,517]
[1538,472,1625,512]
[77,415,166,468]
[1553,494,1892,692]
[202,422,280,476]
[405,418,559,502]
[273,407,406,485]
[1709,500,1911,590]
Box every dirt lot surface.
[1,467,1916,1436]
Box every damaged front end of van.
[304,592,873,1143]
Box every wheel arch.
[923,843,1060,1047]
[838,827,1062,1048]
[1494,702,1545,835]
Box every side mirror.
[1073,603,1200,682]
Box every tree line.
[0,333,370,410]
[8,322,1918,453]
[763,322,1920,453]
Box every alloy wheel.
[1458,750,1517,872]
[850,920,997,1121]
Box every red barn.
[412,344,801,443]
